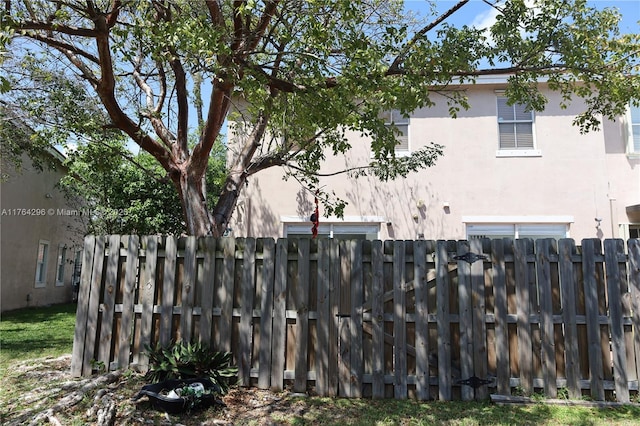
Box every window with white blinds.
[497,96,534,149]
[381,109,409,153]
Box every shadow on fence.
[71,236,640,402]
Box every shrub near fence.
[71,236,640,402]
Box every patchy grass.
[0,303,77,372]
[1,304,640,425]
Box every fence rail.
[71,236,640,402]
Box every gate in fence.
[71,235,640,402]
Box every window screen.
[497,97,534,149]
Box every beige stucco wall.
[1,153,84,312]
[229,82,640,241]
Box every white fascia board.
[462,215,575,224]
[454,74,551,86]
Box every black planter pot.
[132,377,225,414]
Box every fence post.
[138,235,158,369]
[239,238,256,386]
[491,238,510,395]
[371,240,385,398]
[294,238,310,393]
[628,239,640,391]
[199,237,216,345]
[219,238,235,353]
[118,236,139,369]
[604,239,630,402]
[457,240,474,401]
[393,241,407,399]
[71,235,96,377]
[258,238,275,390]
[80,236,107,376]
[558,239,581,398]
[436,240,452,401]
[582,238,605,401]
[536,238,557,398]
[160,236,177,347]
[315,238,331,395]
[515,239,533,395]
[180,236,197,343]
[350,240,364,397]
[97,235,120,369]
[470,238,488,400]
[271,238,287,391]
[414,240,429,400]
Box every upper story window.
[381,109,409,155]
[628,103,640,156]
[496,94,540,157]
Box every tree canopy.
[60,137,227,235]
[1,0,638,236]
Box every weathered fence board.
[436,240,452,401]
[71,237,640,402]
[558,239,581,398]
[582,239,605,401]
[492,239,510,396]
[258,238,275,389]
[515,239,533,395]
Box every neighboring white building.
[1,148,84,312]
[229,77,640,241]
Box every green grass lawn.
[0,303,77,371]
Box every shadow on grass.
[0,303,77,366]
[289,397,640,426]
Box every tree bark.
[173,168,215,237]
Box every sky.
[406,0,639,34]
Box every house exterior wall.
[229,80,640,241]
[1,153,83,312]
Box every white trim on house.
[282,216,384,239]
[462,215,574,224]
[462,216,574,239]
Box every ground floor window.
[464,217,572,240]
[284,220,380,240]
[35,240,50,288]
[55,244,67,286]
[620,223,640,239]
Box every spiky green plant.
[144,341,237,394]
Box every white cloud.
[471,2,503,30]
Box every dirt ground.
[0,355,315,425]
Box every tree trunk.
[174,169,216,237]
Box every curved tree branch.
[388,0,470,73]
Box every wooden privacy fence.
[71,236,640,402]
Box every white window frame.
[626,103,640,158]
[35,239,50,288]
[619,223,640,240]
[463,216,573,240]
[282,216,383,240]
[495,92,540,157]
[55,244,67,287]
[383,109,410,157]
